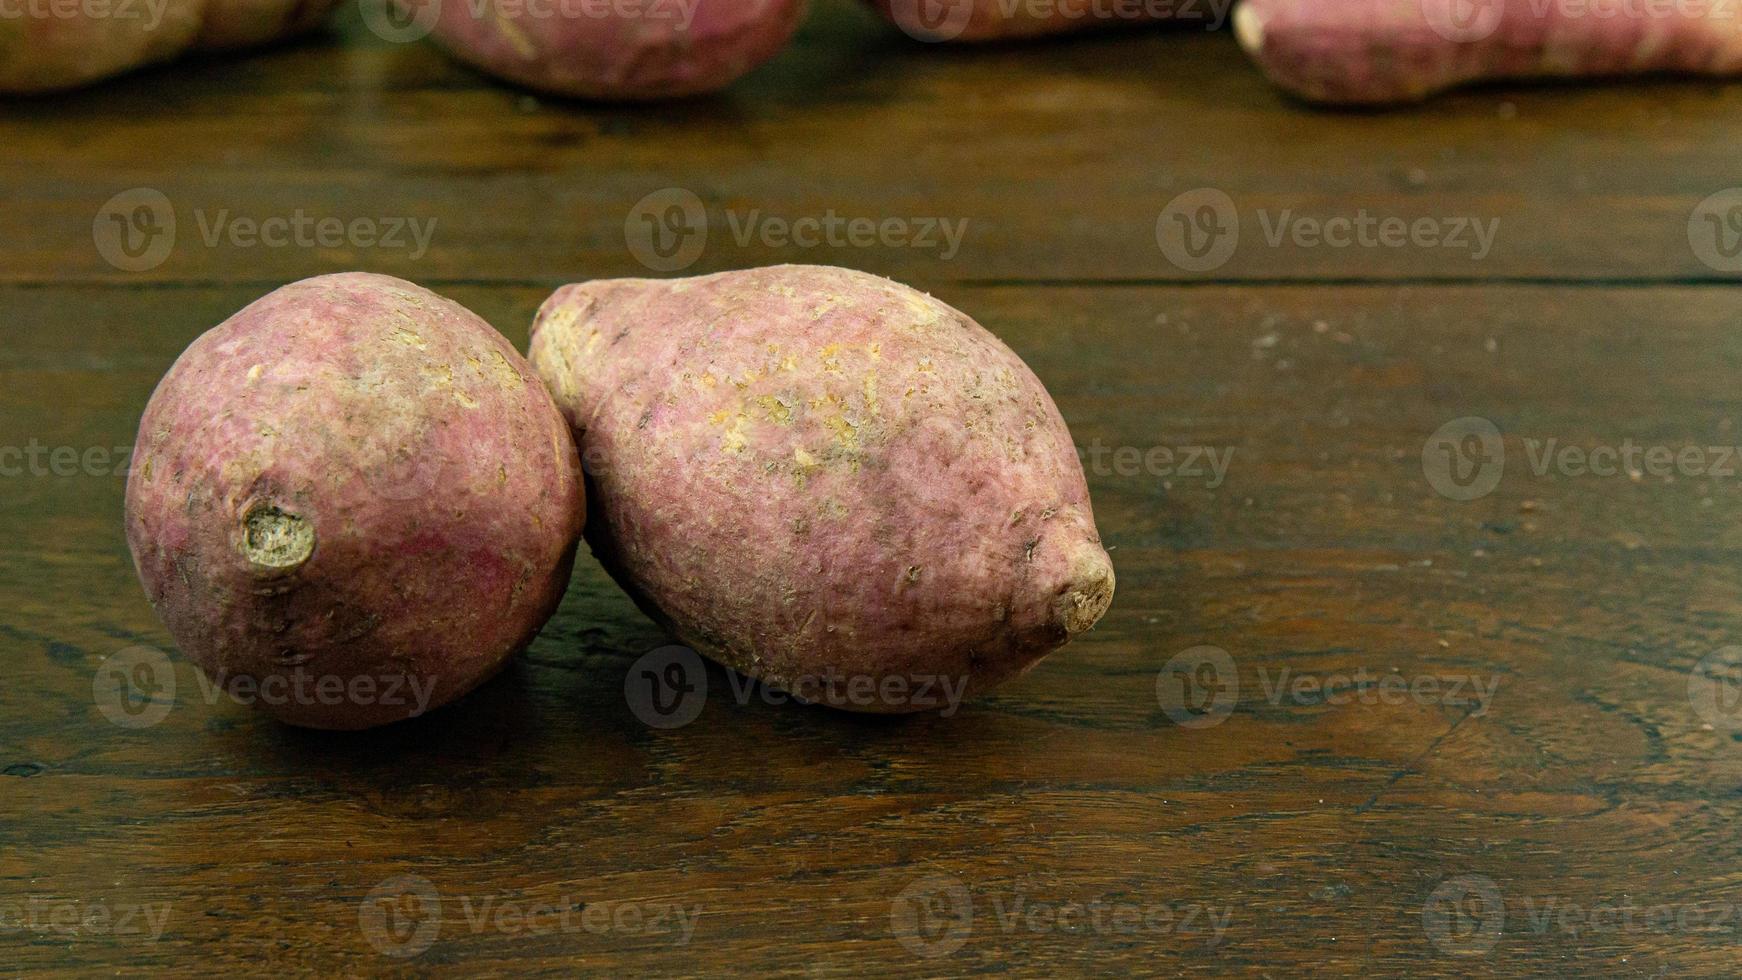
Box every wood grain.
[3,1,1742,976]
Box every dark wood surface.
[5,3,1742,975]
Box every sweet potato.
[0,0,339,93]
[402,0,807,100]
[867,0,1179,41]
[1235,0,1742,104]
[125,273,584,730]
[528,264,1114,714]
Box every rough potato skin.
[867,0,1174,41]
[0,0,339,93]
[1236,0,1742,104]
[528,265,1114,713]
[126,273,585,730]
[408,0,807,100]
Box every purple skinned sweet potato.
[404,0,808,100]
[1235,0,1742,105]
[125,272,584,730]
[0,0,339,93]
[528,264,1114,714]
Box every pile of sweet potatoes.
[10,0,1742,102]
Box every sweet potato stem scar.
[242,505,314,570]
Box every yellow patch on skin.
[916,357,935,372]
[821,413,858,448]
[819,344,842,374]
[540,302,581,342]
[867,343,882,360]
[246,364,264,382]
[862,371,878,414]
[721,415,748,454]
[793,446,818,467]
[708,409,731,426]
[492,13,538,60]
[488,350,524,390]
[393,328,427,350]
[757,395,793,424]
[455,391,479,409]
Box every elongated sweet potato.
[0,0,338,93]
[1235,0,1742,104]
[528,264,1114,714]
[402,0,807,100]
[867,0,1182,41]
[125,273,585,730]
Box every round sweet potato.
[403,0,808,100]
[0,0,339,93]
[528,264,1114,714]
[125,272,584,730]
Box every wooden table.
[5,3,1742,975]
